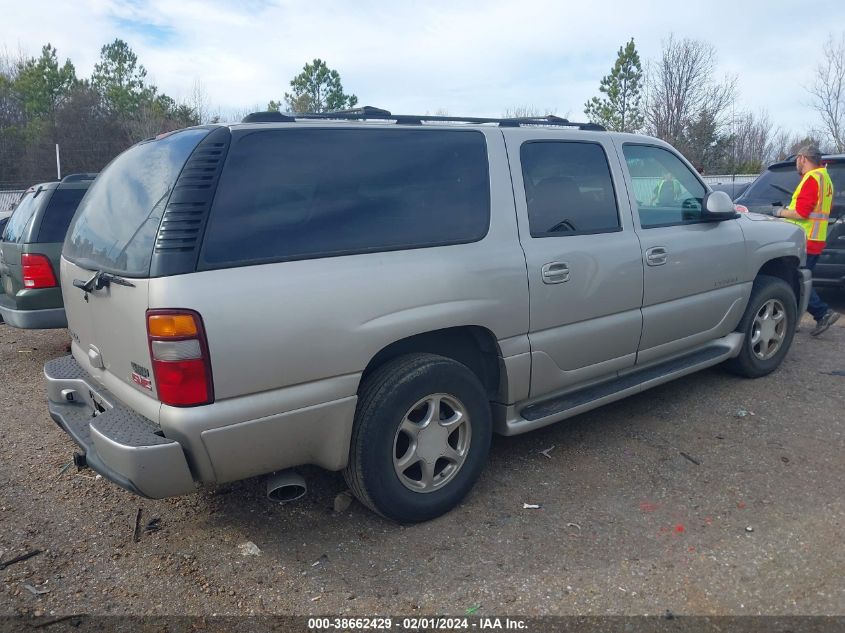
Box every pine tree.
[584,38,644,133]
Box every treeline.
[0,40,200,188]
[582,34,845,174]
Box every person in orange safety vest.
[773,145,840,336]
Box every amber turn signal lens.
[148,314,198,337]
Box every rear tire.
[724,274,797,378]
[344,353,492,523]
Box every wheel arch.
[361,326,505,402]
[756,256,802,304]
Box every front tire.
[724,274,797,378]
[344,353,492,523]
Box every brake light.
[21,254,58,288]
[146,309,213,407]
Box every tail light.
[146,310,214,407]
[735,204,749,213]
[21,254,58,288]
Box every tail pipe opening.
[266,470,307,503]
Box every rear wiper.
[73,271,136,293]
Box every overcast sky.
[2,0,844,134]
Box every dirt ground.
[1,293,843,620]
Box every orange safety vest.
[785,167,833,243]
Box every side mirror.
[703,190,739,220]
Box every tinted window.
[36,187,87,243]
[200,129,490,267]
[738,167,800,205]
[521,141,620,236]
[826,163,845,216]
[622,145,707,228]
[2,190,40,243]
[64,128,209,275]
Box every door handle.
[645,246,668,266]
[542,262,570,284]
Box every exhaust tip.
[266,470,307,503]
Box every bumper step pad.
[44,357,196,498]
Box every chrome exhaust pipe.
[266,470,307,503]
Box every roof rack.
[60,173,97,183]
[241,106,605,131]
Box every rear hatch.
[61,128,212,409]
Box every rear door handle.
[542,262,570,284]
[645,246,668,266]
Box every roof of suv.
[767,154,845,170]
[235,107,608,131]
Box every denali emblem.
[131,362,150,378]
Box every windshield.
[64,128,209,276]
[737,167,800,206]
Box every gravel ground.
[1,293,843,619]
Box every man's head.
[795,145,822,175]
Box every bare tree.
[644,35,736,168]
[727,110,776,172]
[808,32,845,152]
[501,105,559,119]
[187,78,210,125]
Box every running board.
[497,335,743,436]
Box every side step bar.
[496,335,743,436]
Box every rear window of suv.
[64,128,209,275]
[2,190,40,244]
[36,187,88,243]
[739,166,801,205]
[199,128,490,268]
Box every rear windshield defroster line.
[64,128,210,276]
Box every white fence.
[702,174,759,186]
[0,189,25,213]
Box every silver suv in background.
[44,109,810,522]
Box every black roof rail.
[241,111,295,123]
[60,173,97,183]
[241,106,606,131]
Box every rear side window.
[200,128,490,267]
[739,167,800,205]
[2,191,40,244]
[520,141,620,236]
[36,187,87,243]
[64,128,209,275]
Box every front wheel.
[724,274,797,378]
[344,353,492,523]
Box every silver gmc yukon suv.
[44,108,811,522]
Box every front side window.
[521,141,620,237]
[623,145,706,228]
[200,128,490,267]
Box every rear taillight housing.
[21,254,58,288]
[735,204,749,213]
[146,310,214,407]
